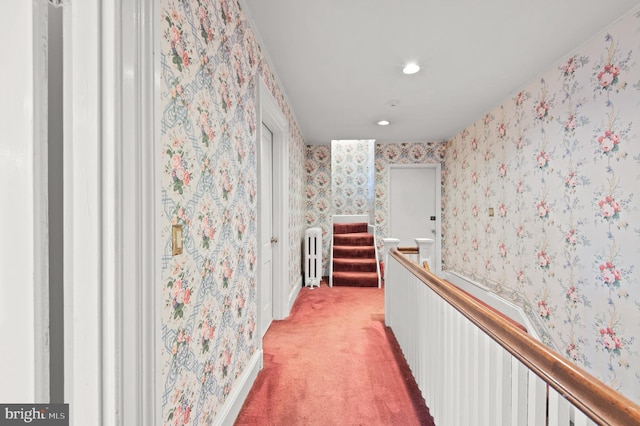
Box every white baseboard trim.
[215,349,262,426]
[443,270,541,342]
[286,277,303,316]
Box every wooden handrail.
[390,248,640,426]
[397,246,418,254]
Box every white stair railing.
[382,240,640,426]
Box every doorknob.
[271,237,278,244]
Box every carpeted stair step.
[331,221,379,288]
[333,222,368,234]
[332,271,379,287]
[332,258,378,273]
[333,245,376,259]
[333,233,374,246]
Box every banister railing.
[384,245,640,426]
[397,246,418,254]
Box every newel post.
[381,238,400,272]
[414,238,435,272]
[381,238,400,326]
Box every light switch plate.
[172,225,183,256]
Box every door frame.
[258,122,274,338]
[63,0,158,423]
[1,1,50,403]
[387,163,442,275]
[257,78,289,337]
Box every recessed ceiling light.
[378,120,390,126]
[403,63,420,75]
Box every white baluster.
[384,253,608,426]
[548,386,570,426]
[467,325,479,424]
[527,371,547,425]
[478,331,491,425]
[497,347,512,425]
[573,408,589,426]
[512,357,528,425]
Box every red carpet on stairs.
[332,223,379,287]
[234,280,435,426]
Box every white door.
[389,164,438,247]
[260,123,274,336]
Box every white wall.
[0,1,48,403]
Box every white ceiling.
[242,0,639,145]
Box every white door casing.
[260,123,274,337]
[0,0,49,403]
[388,164,442,275]
[257,78,289,339]
[63,0,159,423]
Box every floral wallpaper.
[305,144,332,269]
[160,0,305,423]
[442,10,640,402]
[331,140,375,218]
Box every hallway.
[235,281,434,425]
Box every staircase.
[331,222,380,287]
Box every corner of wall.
[213,350,262,426]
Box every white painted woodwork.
[64,1,104,422]
[381,238,399,324]
[384,250,603,425]
[34,7,52,403]
[260,123,274,337]
[415,238,434,272]
[332,214,369,224]
[214,351,261,426]
[0,0,49,403]
[63,0,159,423]
[548,388,571,426]
[120,0,160,423]
[444,270,542,342]
[257,78,289,325]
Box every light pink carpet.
[235,280,435,425]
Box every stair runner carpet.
[332,222,379,287]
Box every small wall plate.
[172,224,183,256]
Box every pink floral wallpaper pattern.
[305,144,332,267]
[331,140,375,218]
[160,0,305,423]
[443,10,640,402]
